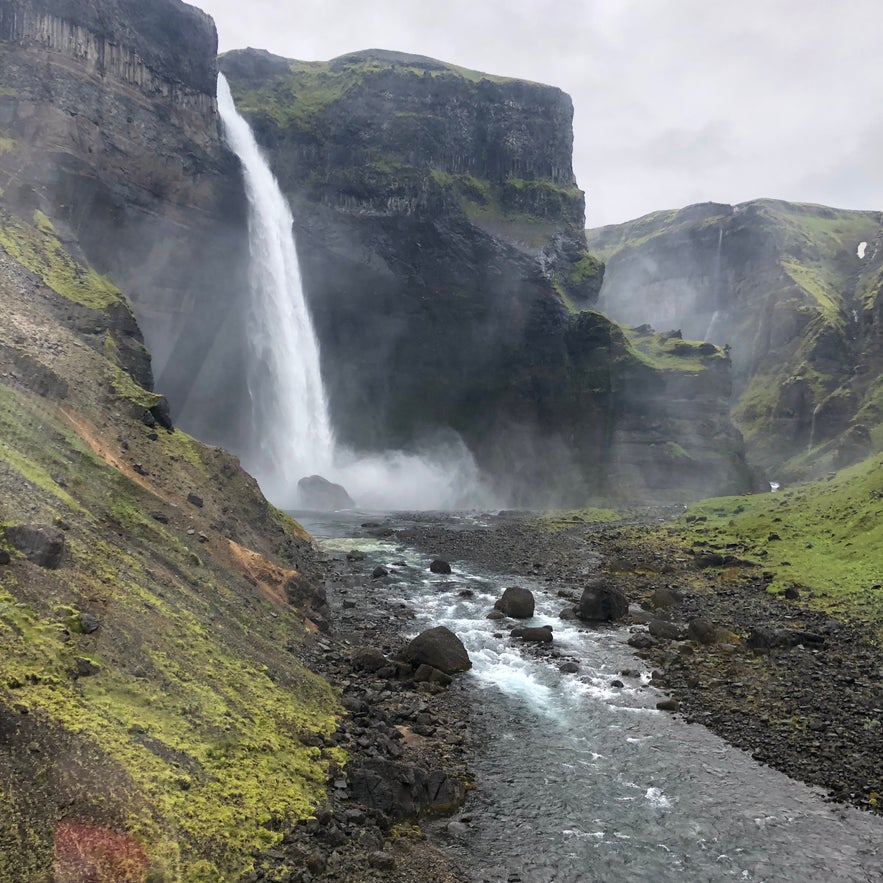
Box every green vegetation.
[534,507,623,532]
[681,452,883,625]
[623,326,723,374]
[0,380,341,878]
[570,252,603,285]
[226,53,520,128]
[0,210,122,310]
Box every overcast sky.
[196,0,883,228]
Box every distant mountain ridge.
[589,199,883,478]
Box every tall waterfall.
[216,75,488,511]
[217,74,334,499]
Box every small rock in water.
[372,565,389,579]
[347,549,366,561]
[510,625,553,643]
[656,698,680,712]
[430,559,452,574]
[559,661,580,674]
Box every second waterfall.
[217,73,334,500]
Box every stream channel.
[298,511,882,883]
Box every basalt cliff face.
[0,0,255,449]
[590,200,883,478]
[220,48,751,502]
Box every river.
[298,510,881,883]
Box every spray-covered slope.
[0,209,341,878]
[219,48,752,503]
[590,199,883,478]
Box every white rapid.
[217,76,489,511]
[217,74,334,494]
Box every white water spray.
[217,75,489,510]
[217,74,334,494]
[703,309,721,342]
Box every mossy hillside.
[623,325,726,374]
[0,382,342,880]
[0,210,123,311]
[1,231,342,879]
[225,52,520,130]
[680,452,883,627]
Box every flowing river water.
[299,511,882,882]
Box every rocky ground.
[259,545,475,883]
[393,510,883,816]
[273,506,883,882]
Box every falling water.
[217,74,334,496]
[216,75,489,511]
[703,309,720,342]
[808,402,822,452]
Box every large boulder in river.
[576,578,628,623]
[4,525,65,569]
[401,626,471,674]
[494,586,535,618]
[296,475,355,510]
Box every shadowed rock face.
[590,199,883,478]
[0,0,253,450]
[218,49,751,503]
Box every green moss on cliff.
[623,327,723,374]
[0,210,121,310]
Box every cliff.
[0,0,256,452]
[590,200,883,478]
[219,48,750,503]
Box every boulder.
[401,626,471,674]
[648,619,687,641]
[576,579,628,622]
[494,586,535,619]
[413,664,452,686]
[296,475,355,510]
[372,565,389,579]
[4,525,65,569]
[429,559,452,574]
[687,618,718,644]
[510,625,553,643]
[351,648,389,673]
[648,587,683,609]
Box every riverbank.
[278,503,882,882]
[394,509,883,818]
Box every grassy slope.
[0,210,342,881]
[683,453,883,626]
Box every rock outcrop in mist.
[590,200,883,479]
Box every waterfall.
[808,402,821,452]
[703,309,721,342]
[216,75,488,511]
[217,74,334,499]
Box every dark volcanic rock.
[296,475,355,510]
[429,559,452,575]
[4,525,65,569]
[401,626,471,674]
[494,586,535,618]
[576,579,628,622]
[648,619,687,641]
[348,759,466,821]
[510,625,553,643]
